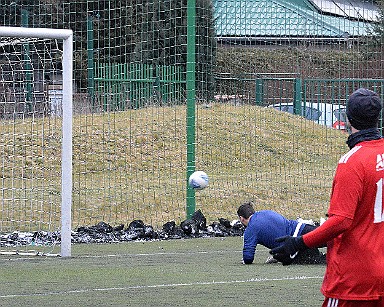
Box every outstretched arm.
[302,214,352,248]
[270,214,352,265]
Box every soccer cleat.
[265,256,278,264]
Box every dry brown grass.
[0,103,347,230]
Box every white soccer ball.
[188,171,209,190]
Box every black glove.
[269,236,307,266]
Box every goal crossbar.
[0,26,73,257]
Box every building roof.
[309,0,379,22]
[214,0,377,41]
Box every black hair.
[237,202,255,219]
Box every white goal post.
[0,27,73,257]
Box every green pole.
[255,76,263,105]
[293,78,302,116]
[186,0,196,219]
[22,9,32,113]
[87,15,95,108]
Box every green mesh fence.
[0,0,383,236]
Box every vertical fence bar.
[87,15,95,108]
[294,78,302,115]
[255,76,263,105]
[21,9,33,113]
[186,0,196,219]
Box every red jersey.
[321,138,384,300]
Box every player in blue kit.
[237,202,326,264]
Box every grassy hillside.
[0,103,347,230]
[216,47,382,79]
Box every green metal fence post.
[255,75,263,105]
[186,0,196,219]
[87,15,95,108]
[22,9,32,114]
[293,78,302,115]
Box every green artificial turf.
[0,237,326,307]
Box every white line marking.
[0,250,243,261]
[0,276,323,298]
[79,250,243,258]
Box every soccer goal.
[0,27,73,257]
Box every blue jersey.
[242,210,305,264]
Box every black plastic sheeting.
[0,210,245,247]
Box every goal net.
[0,27,72,257]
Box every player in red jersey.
[270,88,384,307]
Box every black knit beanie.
[346,88,382,130]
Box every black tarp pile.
[0,210,245,247]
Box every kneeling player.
[237,202,325,265]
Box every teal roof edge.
[213,0,373,38]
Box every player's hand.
[269,236,307,266]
